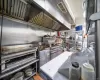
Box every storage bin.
[75,25,82,31]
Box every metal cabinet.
[39,48,50,66]
[50,46,63,60]
[39,46,63,66]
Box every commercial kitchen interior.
[0,0,99,80]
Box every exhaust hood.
[29,12,53,29]
[0,0,27,20]
[32,0,75,29]
[0,0,73,30]
[29,12,64,30]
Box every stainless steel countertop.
[40,51,73,80]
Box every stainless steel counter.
[40,51,73,80]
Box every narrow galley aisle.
[0,0,96,80]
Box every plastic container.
[81,63,95,80]
[69,62,80,80]
[75,25,82,31]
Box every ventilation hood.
[29,12,65,30]
[0,0,74,30]
[0,0,27,20]
[32,0,75,29]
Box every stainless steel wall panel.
[2,17,40,45]
[1,17,56,46]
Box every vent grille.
[29,12,55,29]
[57,2,67,13]
[0,0,27,20]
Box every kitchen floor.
[33,73,44,80]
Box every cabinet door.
[51,53,58,60]
[44,49,50,62]
[39,50,47,66]
[39,49,50,66]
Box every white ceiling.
[64,0,85,25]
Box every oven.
[0,43,39,79]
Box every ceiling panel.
[65,0,85,25]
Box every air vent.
[29,12,55,28]
[57,2,67,13]
[0,0,27,20]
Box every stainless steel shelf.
[24,72,36,80]
[0,59,39,79]
[1,49,37,60]
[2,57,36,73]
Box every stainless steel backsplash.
[0,17,56,46]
